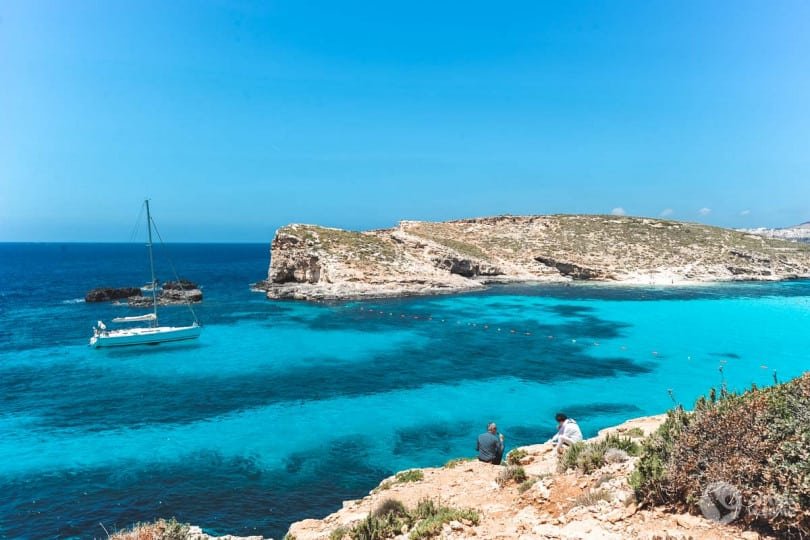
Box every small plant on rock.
[395,469,424,483]
[517,477,538,494]
[109,518,190,540]
[570,488,613,509]
[408,499,479,540]
[624,427,645,438]
[506,448,528,465]
[373,498,408,519]
[443,457,474,468]
[372,469,425,493]
[496,465,527,486]
[559,434,640,473]
[604,448,630,464]
[329,526,349,540]
[349,513,402,540]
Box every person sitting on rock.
[548,413,582,454]
[477,422,505,465]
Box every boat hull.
[89,325,201,348]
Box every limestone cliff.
[261,215,810,300]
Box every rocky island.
[86,280,203,307]
[128,280,204,307]
[259,215,810,301]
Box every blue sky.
[2,1,809,241]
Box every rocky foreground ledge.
[287,416,770,540]
[258,215,810,301]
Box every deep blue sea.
[2,243,810,539]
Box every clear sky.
[2,1,809,242]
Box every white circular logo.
[698,481,742,524]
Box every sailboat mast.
[145,199,158,324]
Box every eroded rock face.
[433,256,503,277]
[535,256,608,280]
[261,215,810,301]
[85,287,142,303]
[269,232,323,284]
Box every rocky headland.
[286,415,772,540]
[259,215,810,300]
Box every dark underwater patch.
[0,447,388,540]
[558,402,643,420]
[392,420,476,456]
[545,304,596,318]
[0,312,648,433]
[709,352,742,359]
[503,424,554,447]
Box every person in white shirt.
[548,412,583,454]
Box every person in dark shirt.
[477,422,505,464]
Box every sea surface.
[2,243,810,539]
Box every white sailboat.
[89,200,202,348]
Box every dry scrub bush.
[631,374,810,538]
[109,518,189,540]
[496,465,527,486]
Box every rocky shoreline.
[285,415,772,540]
[259,215,810,301]
[111,413,782,540]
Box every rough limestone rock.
[85,287,142,303]
[262,215,810,301]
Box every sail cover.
[112,314,157,323]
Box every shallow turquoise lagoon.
[1,244,809,538]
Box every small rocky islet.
[85,279,203,306]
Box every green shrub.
[496,465,527,486]
[329,526,349,540]
[559,434,640,474]
[408,499,479,539]
[373,498,408,519]
[628,406,690,495]
[518,477,538,493]
[350,513,402,540]
[624,427,645,438]
[396,469,424,483]
[506,448,528,465]
[110,518,190,540]
[343,498,479,540]
[631,375,810,537]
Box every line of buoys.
[350,307,755,365]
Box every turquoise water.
[2,244,810,538]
